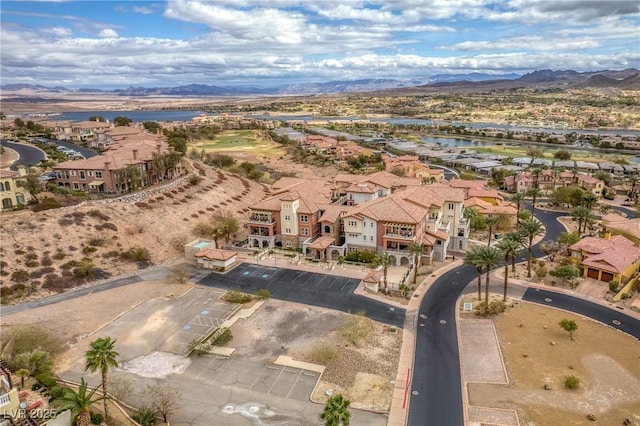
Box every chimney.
[133,149,138,161]
[104,161,111,172]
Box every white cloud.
[98,29,119,38]
[43,26,73,37]
[442,35,601,52]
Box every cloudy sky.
[1,0,639,89]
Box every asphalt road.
[407,208,566,426]
[523,287,640,339]
[45,138,99,159]
[1,139,46,169]
[197,263,406,327]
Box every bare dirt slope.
[0,161,270,302]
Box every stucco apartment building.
[53,140,182,194]
[505,170,605,197]
[51,120,113,142]
[0,167,33,209]
[245,171,470,264]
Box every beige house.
[195,248,238,271]
[0,167,33,209]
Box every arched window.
[4,181,10,191]
[0,182,4,191]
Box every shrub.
[32,197,61,212]
[189,175,203,186]
[35,373,57,389]
[188,339,211,356]
[87,237,105,247]
[87,210,110,221]
[621,292,631,299]
[340,313,373,347]
[48,386,65,400]
[224,289,252,304]
[608,280,619,292]
[52,251,66,260]
[256,289,271,300]
[40,256,53,267]
[0,286,13,298]
[120,247,151,262]
[89,411,104,425]
[11,270,30,284]
[60,260,78,270]
[82,246,98,254]
[475,301,507,317]
[132,407,158,426]
[211,327,233,346]
[309,342,337,365]
[564,375,580,389]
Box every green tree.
[408,242,426,284]
[464,245,485,301]
[88,116,106,122]
[520,218,544,278]
[478,246,501,304]
[377,251,394,294]
[73,260,96,281]
[85,337,119,421]
[550,265,581,287]
[580,192,599,210]
[211,210,240,244]
[571,205,595,236]
[14,118,25,128]
[559,319,578,340]
[550,186,584,208]
[54,378,101,426]
[504,232,525,274]
[526,187,543,216]
[554,149,572,161]
[510,192,526,223]
[559,231,580,246]
[16,368,30,389]
[142,121,162,133]
[22,167,42,204]
[320,393,351,426]
[485,215,499,246]
[495,237,522,301]
[113,116,132,127]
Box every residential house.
[53,140,182,194]
[52,120,112,141]
[569,234,640,283]
[194,248,238,271]
[0,360,20,419]
[0,167,33,209]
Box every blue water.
[421,136,491,147]
[50,110,205,122]
[194,241,210,249]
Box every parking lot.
[197,263,405,327]
[186,355,320,401]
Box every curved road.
[1,139,46,169]
[407,208,640,425]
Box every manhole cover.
[440,320,447,324]
[412,390,419,396]
[612,320,621,325]
[419,314,427,319]
[544,298,552,302]
[452,281,458,286]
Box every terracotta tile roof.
[467,189,502,199]
[253,179,334,214]
[465,198,517,215]
[319,205,348,223]
[346,182,378,194]
[54,140,167,170]
[448,179,488,190]
[425,229,449,240]
[195,248,237,261]
[309,236,335,250]
[571,235,640,274]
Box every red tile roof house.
[194,248,238,271]
[53,141,183,194]
[569,234,640,283]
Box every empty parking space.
[197,263,405,327]
[187,355,319,401]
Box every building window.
[79,171,85,180]
[300,215,308,222]
[286,241,292,248]
[88,171,93,177]
[448,203,454,209]
[95,171,102,178]
[285,215,291,221]
[301,228,309,236]
[73,183,79,190]
[371,222,374,227]
[363,235,366,241]
[370,236,373,241]
[285,228,291,234]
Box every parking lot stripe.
[285,369,304,399]
[267,366,286,394]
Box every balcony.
[384,231,415,240]
[247,215,276,225]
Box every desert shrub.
[256,289,271,300]
[52,251,66,260]
[89,411,103,425]
[340,313,374,347]
[24,252,38,261]
[95,222,118,232]
[475,301,507,317]
[211,327,233,346]
[609,280,619,292]
[132,407,157,426]
[120,247,151,262]
[564,375,580,389]
[189,175,203,186]
[170,236,189,252]
[11,270,30,284]
[87,237,105,247]
[42,274,71,292]
[35,373,57,389]
[32,197,61,212]
[82,246,98,254]
[0,286,13,298]
[188,339,211,356]
[224,290,252,304]
[30,267,54,279]
[57,218,74,227]
[102,250,120,258]
[109,375,133,401]
[48,386,64,400]
[68,245,78,252]
[24,260,39,268]
[60,260,77,270]
[87,210,110,221]
[621,292,631,299]
[192,222,212,238]
[309,342,337,365]
[40,256,53,267]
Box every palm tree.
[581,192,599,210]
[320,393,351,426]
[511,192,526,222]
[16,368,30,389]
[571,205,593,236]
[85,337,119,421]
[55,378,101,426]
[485,215,499,246]
[408,242,426,284]
[504,232,525,275]
[478,246,501,304]
[520,218,544,278]
[526,188,543,216]
[495,238,522,301]
[464,246,485,301]
[377,251,394,294]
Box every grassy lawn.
[189,130,285,158]
[466,144,631,164]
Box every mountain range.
[1,69,638,97]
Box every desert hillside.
[0,161,271,303]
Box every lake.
[50,110,205,122]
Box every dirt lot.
[468,303,640,426]
[230,298,401,412]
